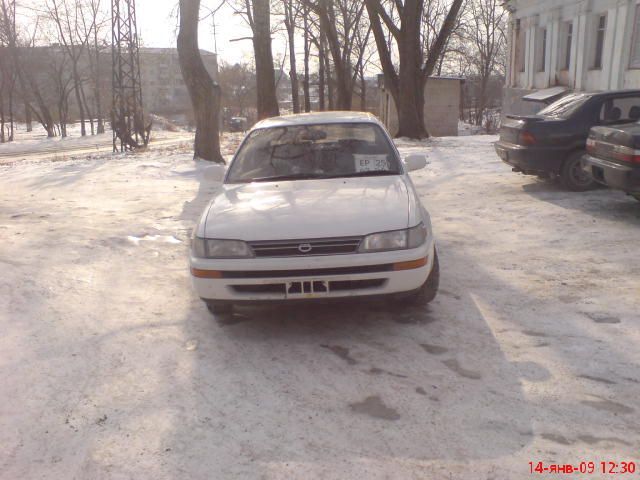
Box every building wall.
[378,77,462,137]
[504,0,640,115]
[139,48,218,115]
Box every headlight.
[192,237,253,258]
[359,223,427,252]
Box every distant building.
[503,0,640,115]
[138,48,218,115]
[377,75,464,137]
[1,45,217,122]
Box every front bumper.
[494,141,566,174]
[190,239,435,302]
[581,154,640,194]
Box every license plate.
[286,280,329,298]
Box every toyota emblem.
[298,243,313,253]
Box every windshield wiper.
[249,173,328,183]
[324,171,398,179]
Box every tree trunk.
[318,39,326,111]
[252,0,279,119]
[476,72,489,127]
[324,37,334,110]
[25,102,32,132]
[284,3,300,113]
[286,29,299,113]
[393,0,426,137]
[302,4,311,112]
[177,0,224,163]
[94,28,104,134]
[0,102,5,143]
[359,65,366,111]
[71,61,87,136]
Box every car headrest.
[606,107,621,122]
[629,106,640,121]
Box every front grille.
[330,279,386,291]
[221,264,393,279]
[249,236,362,257]
[231,284,287,294]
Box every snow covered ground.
[0,123,194,164]
[1,134,639,479]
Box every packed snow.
[0,133,639,479]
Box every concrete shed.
[377,76,464,137]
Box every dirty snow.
[0,134,639,479]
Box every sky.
[135,0,287,65]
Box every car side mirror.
[203,164,226,183]
[404,154,428,172]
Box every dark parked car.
[229,117,248,133]
[495,89,640,191]
[582,121,640,202]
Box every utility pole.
[111,0,150,152]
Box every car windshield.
[226,122,401,183]
[538,93,591,119]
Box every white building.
[503,0,640,114]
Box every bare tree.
[0,0,17,142]
[44,0,96,136]
[466,0,506,127]
[13,15,59,137]
[82,0,108,134]
[301,0,311,112]
[177,0,224,162]
[278,0,301,113]
[365,0,464,138]
[48,52,74,137]
[228,0,279,119]
[304,0,368,111]
[218,60,256,119]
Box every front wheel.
[560,151,596,192]
[407,250,440,305]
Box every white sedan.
[190,112,439,314]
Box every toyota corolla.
[190,112,439,314]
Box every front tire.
[560,151,595,192]
[206,301,233,315]
[408,250,440,305]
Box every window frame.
[562,22,573,71]
[537,27,547,73]
[592,14,607,70]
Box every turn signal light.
[393,257,428,271]
[191,268,223,279]
[519,131,536,146]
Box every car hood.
[202,176,413,241]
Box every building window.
[593,14,606,70]
[516,20,525,73]
[563,22,573,70]
[630,5,640,69]
[538,28,547,72]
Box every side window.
[598,97,640,125]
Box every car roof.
[587,89,640,98]
[252,111,383,130]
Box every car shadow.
[164,246,543,477]
[521,179,640,224]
